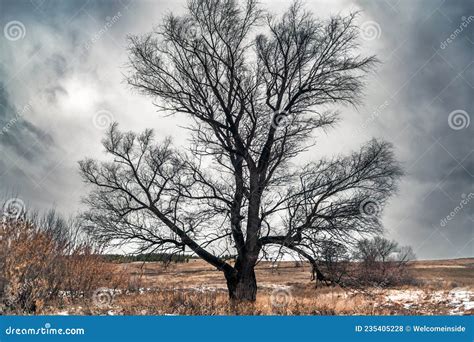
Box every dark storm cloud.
[357,0,473,258]
[0,80,53,161]
[0,0,471,259]
[0,0,146,214]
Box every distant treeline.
[102,253,237,263]
[103,253,200,263]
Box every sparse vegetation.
[0,209,127,314]
[349,236,416,287]
[35,259,474,316]
[104,254,196,263]
[0,211,471,315]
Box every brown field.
[44,258,473,316]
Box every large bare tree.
[79,0,403,301]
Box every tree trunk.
[225,265,257,301]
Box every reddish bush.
[0,213,126,314]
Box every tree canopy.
[80,0,403,301]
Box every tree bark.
[224,262,257,301]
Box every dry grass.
[407,259,473,288]
[35,258,474,316]
[3,210,470,315]
[115,258,473,290]
[2,220,471,316]
[41,286,376,316]
[0,220,128,314]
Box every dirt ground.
[117,258,474,290]
[41,258,473,316]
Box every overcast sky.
[0,0,472,259]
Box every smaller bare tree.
[317,241,349,286]
[353,237,415,286]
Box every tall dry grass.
[84,287,394,315]
[0,216,128,314]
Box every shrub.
[0,209,127,314]
[352,236,416,286]
[0,221,63,312]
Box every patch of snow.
[464,302,474,310]
[187,285,227,292]
[384,288,474,314]
[448,288,474,313]
[259,284,293,290]
[385,290,423,303]
[55,311,69,315]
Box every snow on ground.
[384,288,474,315]
[448,288,474,314]
[55,310,70,315]
[386,289,424,302]
[45,285,473,315]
